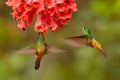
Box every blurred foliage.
[0,0,120,80]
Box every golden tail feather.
[98,47,107,57]
[91,39,106,57]
[35,56,41,70]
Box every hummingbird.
[34,32,47,70]
[65,26,106,56]
[16,32,65,70]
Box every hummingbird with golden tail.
[65,26,106,56]
[34,32,47,70]
[16,32,65,70]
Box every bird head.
[82,26,92,37]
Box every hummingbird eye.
[83,26,86,30]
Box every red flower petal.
[32,0,40,8]
[41,10,51,25]
[24,4,33,11]
[57,3,66,12]
[65,9,73,19]
[44,0,55,9]
[26,9,35,25]
[56,0,64,4]
[34,14,42,28]
[5,0,20,6]
[17,20,26,30]
[36,0,44,14]
[60,19,68,25]
[51,19,59,31]
[35,25,48,33]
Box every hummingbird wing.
[16,45,65,54]
[65,35,89,47]
[47,45,66,53]
[15,46,36,54]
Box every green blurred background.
[0,0,120,80]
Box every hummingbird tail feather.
[35,56,41,70]
[97,47,106,57]
[100,49,106,57]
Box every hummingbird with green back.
[65,26,106,56]
[34,32,47,70]
[16,32,65,70]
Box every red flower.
[5,0,77,33]
[17,20,26,30]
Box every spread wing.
[47,45,66,54]
[15,45,65,54]
[64,35,89,47]
[15,46,36,54]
